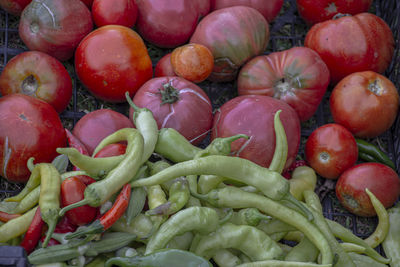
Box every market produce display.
[1,0,400,266]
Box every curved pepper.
[355,138,396,170]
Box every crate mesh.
[1,0,399,256]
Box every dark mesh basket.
[1,0,399,262]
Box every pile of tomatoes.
[0,0,399,221]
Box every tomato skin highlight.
[305,123,358,180]
[336,162,400,217]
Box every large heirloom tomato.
[304,13,394,84]
[237,47,330,121]
[212,95,301,170]
[135,0,204,48]
[0,51,72,113]
[336,162,400,217]
[305,123,358,179]
[296,0,373,25]
[130,77,213,145]
[75,25,153,102]
[190,6,270,82]
[0,0,32,16]
[19,0,93,61]
[210,0,283,22]
[329,71,399,138]
[0,94,66,183]
[92,0,138,28]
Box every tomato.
[305,123,358,180]
[135,0,203,48]
[0,94,66,183]
[19,0,93,61]
[61,176,98,226]
[210,0,283,22]
[190,6,270,82]
[237,47,330,122]
[0,51,72,113]
[336,162,400,217]
[72,109,134,156]
[154,53,176,77]
[296,0,373,25]
[171,43,214,83]
[304,13,394,84]
[79,0,93,9]
[92,0,138,28]
[75,25,153,102]
[93,143,127,158]
[329,71,399,138]
[129,77,213,145]
[0,0,31,16]
[212,95,301,170]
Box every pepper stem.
[283,194,314,221]
[42,220,57,248]
[59,199,90,217]
[66,220,103,240]
[125,91,140,112]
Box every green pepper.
[0,206,37,243]
[355,138,396,169]
[382,202,400,267]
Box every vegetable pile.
[0,0,400,266]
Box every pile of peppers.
[0,92,398,267]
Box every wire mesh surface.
[0,0,399,256]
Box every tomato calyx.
[319,151,330,163]
[21,75,38,96]
[368,80,383,96]
[159,81,180,105]
[342,193,361,211]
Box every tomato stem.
[159,81,180,104]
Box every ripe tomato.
[0,51,72,113]
[154,53,176,77]
[93,143,127,158]
[75,25,153,102]
[237,46,330,122]
[92,0,138,28]
[336,162,400,217]
[329,71,399,138]
[212,95,301,170]
[190,5,270,82]
[79,0,93,9]
[305,123,358,180]
[19,0,93,61]
[61,176,98,226]
[0,94,66,183]
[0,0,31,16]
[210,0,283,22]
[296,0,373,25]
[72,109,133,156]
[171,43,214,83]
[304,13,394,84]
[129,77,213,145]
[135,0,203,48]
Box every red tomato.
[92,0,138,28]
[304,13,394,84]
[210,0,283,22]
[296,0,373,25]
[0,0,31,16]
[93,143,127,158]
[75,25,153,102]
[336,162,400,217]
[305,123,358,179]
[212,95,301,170]
[0,94,66,183]
[61,176,98,226]
[171,43,214,83]
[330,71,399,138]
[135,0,203,48]
[154,53,176,77]
[79,0,93,9]
[0,51,72,113]
[72,109,133,156]
[129,77,213,145]
[19,0,93,61]
[190,6,270,82]
[237,47,330,121]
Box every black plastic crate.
[1,0,399,263]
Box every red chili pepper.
[20,207,45,254]
[65,129,89,171]
[66,183,131,239]
[0,211,21,222]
